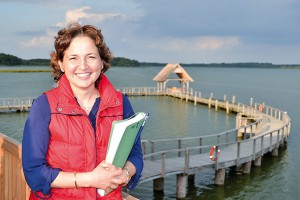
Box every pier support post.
[271,148,278,156]
[153,178,164,192]
[226,101,229,114]
[214,168,225,185]
[176,174,188,199]
[254,156,262,167]
[242,161,252,174]
[215,100,218,111]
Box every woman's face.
[59,36,102,93]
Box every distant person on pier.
[22,23,143,200]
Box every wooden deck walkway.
[141,114,286,181]
[0,87,291,199]
[119,87,290,198]
[0,97,33,112]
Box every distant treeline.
[0,53,141,67]
[1,53,299,68]
[180,63,300,69]
[0,53,50,66]
[0,53,140,67]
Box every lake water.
[0,66,299,200]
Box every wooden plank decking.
[0,87,291,199]
[140,113,288,183]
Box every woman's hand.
[89,160,123,191]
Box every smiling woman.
[57,36,103,100]
[21,23,144,200]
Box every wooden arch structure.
[153,63,194,92]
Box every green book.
[98,112,148,196]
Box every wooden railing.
[0,97,33,112]
[0,132,30,200]
[0,132,139,200]
[141,102,290,180]
[141,102,263,158]
[116,87,161,96]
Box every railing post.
[237,142,241,165]
[253,139,256,160]
[232,95,236,104]
[280,127,285,146]
[178,140,182,157]
[184,149,189,174]
[269,132,273,152]
[214,145,220,170]
[226,132,229,145]
[199,138,202,154]
[277,130,280,148]
[142,141,146,154]
[261,135,264,156]
[161,153,166,177]
[226,101,229,114]
[151,142,154,161]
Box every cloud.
[20,28,56,48]
[56,6,126,28]
[194,37,241,50]
[21,6,127,48]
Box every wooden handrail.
[0,132,139,199]
[0,132,30,200]
[141,99,290,177]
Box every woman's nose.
[79,58,88,70]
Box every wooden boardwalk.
[119,87,290,197]
[141,114,286,182]
[0,97,33,112]
[0,87,291,198]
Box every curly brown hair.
[50,23,113,82]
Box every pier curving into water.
[0,87,291,199]
[120,87,291,199]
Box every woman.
[22,23,143,200]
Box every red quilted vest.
[29,74,124,200]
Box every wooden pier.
[120,87,290,198]
[0,87,291,199]
[0,97,33,112]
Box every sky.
[0,0,299,64]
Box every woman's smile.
[75,72,92,78]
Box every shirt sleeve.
[122,94,144,190]
[22,95,60,195]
